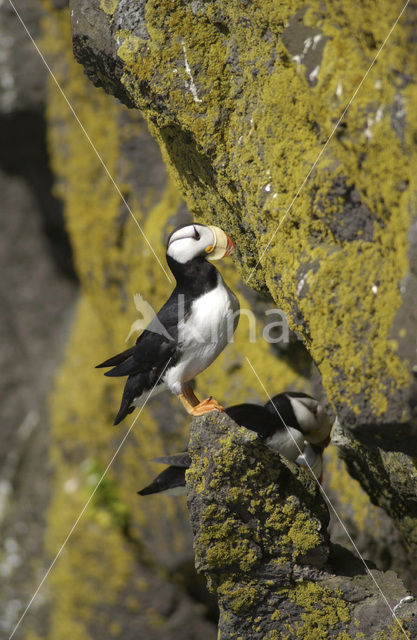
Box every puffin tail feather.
[113,374,145,425]
[138,467,186,496]
[104,357,139,377]
[113,402,133,425]
[96,346,135,369]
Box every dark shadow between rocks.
[0,109,77,280]
[351,421,417,455]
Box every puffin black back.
[225,403,281,439]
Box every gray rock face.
[0,0,47,113]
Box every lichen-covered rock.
[187,412,417,639]
[69,0,417,559]
[322,445,417,593]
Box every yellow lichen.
[100,0,117,16]
[284,581,351,638]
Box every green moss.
[83,458,130,530]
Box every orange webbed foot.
[190,396,225,415]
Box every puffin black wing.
[96,290,187,425]
[95,345,136,369]
[96,289,183,377]
[101,330,176,378]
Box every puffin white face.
[166,223,234,264]
[288,395,331,443]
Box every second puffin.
[97,223,239,424]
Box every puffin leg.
[178,386,224,415]
[178,390,199,414]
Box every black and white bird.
[264,392,331,448]
[97,223,239,424]
[137,392,332,495]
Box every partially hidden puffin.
[264,392,331,448]
[138,392,332,495]
[97,223,239,424]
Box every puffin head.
[285,393,331,444]
[166,223,234,264]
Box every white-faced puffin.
[137,392,332,495]
[264,392,331,448]
[97,223,239,424]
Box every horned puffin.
[264,391,331,448]
[138,392,332,495]
[97,223,239,424]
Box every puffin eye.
[193,226,200,240]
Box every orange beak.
[224,233,235,256]
[207,226,236,261]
